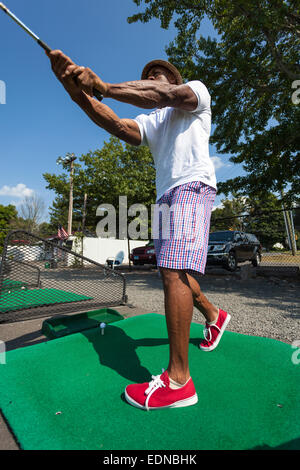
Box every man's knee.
[159,267,188,288]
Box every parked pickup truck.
[206,230,262,271]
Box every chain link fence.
[0,231,127,324]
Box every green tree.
[244,192,286,249]
[43,136,156,237]
[0,204,18,253]
[210,193,247,231]
[293,206,300,231]
[129,0,300,204]
[210,192,287,249]
[11,216,30,232]
[37,222,54,239]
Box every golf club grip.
[37,39,51,54]
[93,89,104,101]
[37,40,103,102]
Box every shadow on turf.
[80,323,204,383]
[4,330,49,352]
[250,436,300,450]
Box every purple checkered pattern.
[153,181,216,275]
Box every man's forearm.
[73,91,125,138]
[71,91,140,146]
[105,80,179,109]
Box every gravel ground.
[124,268,300,345]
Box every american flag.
[57,224,68,240]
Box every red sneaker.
[124,370,198,411]
[199,309,231,352]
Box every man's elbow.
[115,121,141,147]
[168,85,198,111]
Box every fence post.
[282,208,297,256]
[288,210,297,256]
[0,341,6,365]
[127,238,132,271]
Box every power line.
[213,207,299,222]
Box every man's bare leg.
[186,273,219,323]
[160,267,194,385]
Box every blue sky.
[0,0,244,222]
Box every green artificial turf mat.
[42,308,124,339]
[1,279,28,291]
[0,288,93,313]
[0,313,299,450]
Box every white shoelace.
[204,323,221,342]
[144,371,166,411]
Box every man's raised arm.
[47,50,141,146]
[48,50,197,115]
[104,80,197,111]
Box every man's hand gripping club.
[47,50,107,100]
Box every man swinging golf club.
[47,50,231,410]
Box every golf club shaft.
[0,2,103,101]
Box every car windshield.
[209,231,234,242]
[246,234,258,243]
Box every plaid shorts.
[153,181,216,275]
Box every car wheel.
[225,252,237,271]
[252,252,261,267]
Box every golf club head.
[0,3,8,12]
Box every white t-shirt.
[134,80,217,201]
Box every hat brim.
[141,60,183,85]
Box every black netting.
[0,231,126,324]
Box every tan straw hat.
[141,59,183,85]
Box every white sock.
[208,309,219,325]
[169,377,190,390]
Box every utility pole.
[82,192,88,234]
[56,153,77,237]
[67,158,75,236]
[81,192,88,261]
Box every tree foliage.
[43,136,156,236]
[129,0,300,203]
[210,191,290,249]
[0,204,18,253]
[210,192,247,231]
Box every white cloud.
[0,183,34,198]
[9,199,23,208]
[212,202,224,211]
[211,156,228,171]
